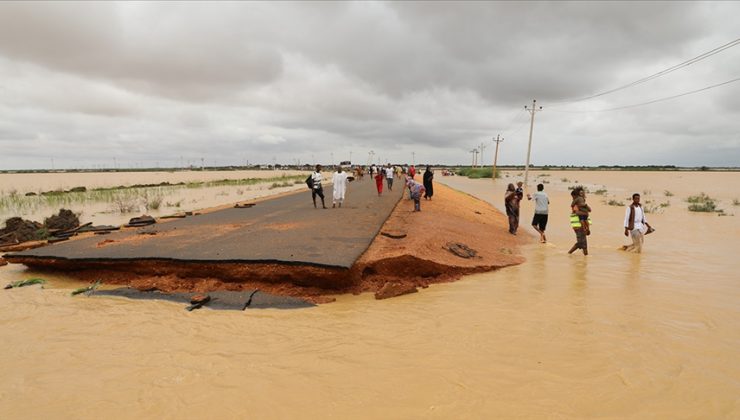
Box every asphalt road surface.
[7,176,405,269]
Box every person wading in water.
[568,188,589,255]
[504,183,520,235]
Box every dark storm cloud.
[0,1,738,169]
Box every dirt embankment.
[353,182,525,297]
[8,183,525,302]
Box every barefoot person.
[332,166,350,208]
[504,183,520,235]
[622,193,653,253]
[528,183,549,242]
[568,189,588,255]
[310,164,327,209]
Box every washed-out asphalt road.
[6,177,405,269]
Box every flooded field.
[0,170,309,226]
[1,170,739,418]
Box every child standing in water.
[571,186,591,235]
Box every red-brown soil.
[352,182,525,295]
[7,183,525,302]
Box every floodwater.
[1,170,739,419]
[0,170,309,226]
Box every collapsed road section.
[4,178,404,291]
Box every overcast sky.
[0,1,738,169]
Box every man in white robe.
[622,193,654,253]
[332,167,350,208]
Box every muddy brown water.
[1,170,739,418]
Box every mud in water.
[0,170,739,418]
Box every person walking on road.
[332,166,350,208]
[385,164,394,191]
[409,165,416,179]
[423,166,434,200]
[374,167,384,196]
[528,183,549,243]
[568,189,588,255]
[311,164,327,209]
[504,183,520,235]
[622,193,654,253]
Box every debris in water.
[186,294,211,311]
[71,280,101,296]
[4,278,46,289]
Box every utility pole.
[479,142,487,167]
[492,134,503,181]
[524,99,542,188]
[470,149,477,167]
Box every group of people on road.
[308,164,435,213]
[505,181,654,255]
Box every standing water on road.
[1,170,739,418]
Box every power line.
[554,37,740,103]
[549,76,740,113]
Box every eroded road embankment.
[5,178,525,302]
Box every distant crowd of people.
[504,181,654,254]
[307,163,435,212]
[309,165,653,254]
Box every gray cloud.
[0,1,738,169]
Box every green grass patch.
[686,193,722,212]
[686,193,713,204]
[456,167,499,179]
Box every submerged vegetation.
[686,193,723,213]
[0,174,306,215]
